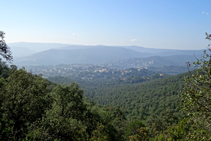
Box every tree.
[0,31,12,62]
[28,83,89,140]
[125,120,147,138]
[0,68,49,140]
[180,32,211,139]
[51,83,86,120]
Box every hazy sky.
[1,0,211,49]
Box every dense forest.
[48,71,187,120]
[0,59,129,140]
[1,31,211,140]
[1,55,211,140]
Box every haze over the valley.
[1,0,210,74]
[2,1,211,140]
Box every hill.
[9,42,205,67]
[14,46,151,66]
[106,55,197,69]
[48,70,191,119]
[122,45,203,56]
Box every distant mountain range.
[9,47,36,58]
[14,46,151,66]
[10,42,205,67]
[8,42,69,53]
[106,55,198,69]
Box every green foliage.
[128,127,149,141]
[90,123,109,141]
[0,68,49,140]
[51,83,86,119]
[125,120,146,138]
[0,59,10,79]
[49,72,185,121]
[3,32,211,140]
[173,33,211,140]
[180,49,211,136]
[153,118,211,141]
[0,63,127,140]
[0,31,12,62]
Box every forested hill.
[88,72,188,119]
[1,56,210,140]
[1,57,196,140]
[48,71,191,119]
[0,59,131,140]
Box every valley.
[1,1,211,140]
[11,43,198,121]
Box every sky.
[1,0,211,50]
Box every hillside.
[9,42,204,57]
[0,59,129,140]
[8,42,69,53]
[48,71,191,119]
[10,43,205,68]
[14,46,151,66]
[25,64,163,80]
[106,55,198,69]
